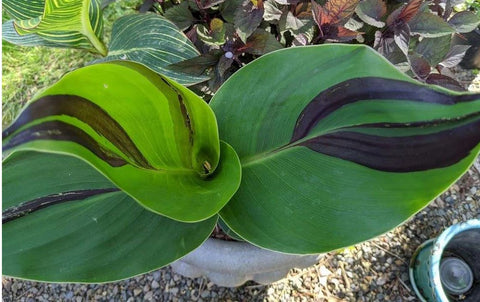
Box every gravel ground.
[3,70,480,302]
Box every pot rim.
[430,219,480,301]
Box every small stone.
[151,280,159,289]
[376,276,387,286]
[144,291,153,300]
[319,276,328,287]
[133,288,142,296]
[206,282,214,289]
[200,290,210,298]
[65,291,74,300]
[319,265,332,277]
[170,287,179,295]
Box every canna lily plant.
[3,44,480,282]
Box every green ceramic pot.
[409,219,480,302]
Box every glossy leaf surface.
[3,61,241,222]
[210,45,480,253]
[94,13,209,85]
[3,151,216,282]
[2,0,106,55]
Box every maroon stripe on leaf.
[291,77,480,143]
[2,188,120,224]
[299,118,480,172]
[3,95,153,169]
[3,120,128,167]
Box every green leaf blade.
[3,61,242,222]
[3,151,217,282]
[220,145,480,253]
[211,45,480,253]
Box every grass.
[2,0,142,126]
[2,44,95,125]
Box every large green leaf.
[3,61,241,222]
[94,13,209,85]
[2,0,106,55]
[3,151,217,282]
[210,44,480,254]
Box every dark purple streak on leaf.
[3,95,152,168]
[291,77,479,142]
[3,121,128,167]
[2,188,120,223]
[298,117,480,172]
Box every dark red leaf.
[311,0,359,26]
[408,52,431,80]
[167,52,221,76]
[311,0,328,27]
[319,23,360,41]
[426,74,465,91]
[397,0,423,24]
[336,26,361,40]
[324,0,360,25]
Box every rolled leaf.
[94,13,209,86]
[3,61,242,222]
[2,0,106,55]
[210,45,480,254]
[3,151,217,282]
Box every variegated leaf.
[94,13,209,86]
[3,61,241,222]
[3,0,106,54]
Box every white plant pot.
[170,238,322,287]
